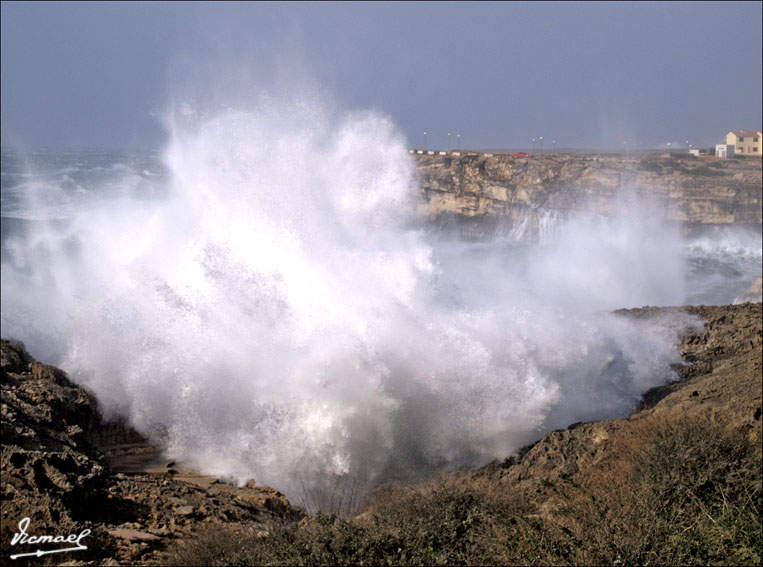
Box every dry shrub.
[164,417,761,566]
[298,474,371,519]
[553,416,762,566]
[364,473,533,565]
[167,527,255,567]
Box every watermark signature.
[9,517,90,560]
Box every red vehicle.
[514,152,532,157]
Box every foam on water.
[1,97,703,499]
[682,226,763,305]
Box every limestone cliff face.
[414,153,762,238]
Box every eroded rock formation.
[0,340,302,565]
[415,153,762,239]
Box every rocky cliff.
[415,153,762,239]
[0,340,302,565]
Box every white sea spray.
[0,96,703,500]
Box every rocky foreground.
[0,341,302,565]
[1,302,761,565]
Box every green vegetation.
[167,418,762,566]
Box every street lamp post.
[448,132,451,152]
[457,133,461,150]
[532,138,536,151]
[539,136,543,151]
[424,131,427,150]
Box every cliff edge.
[415,153,762,239]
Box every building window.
[754,137,759,142]
[739,137,745,142]
[754,147,759,152]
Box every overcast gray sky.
[2,1,761,151]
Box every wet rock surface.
[1,341,106,542]
[1,339,302,565]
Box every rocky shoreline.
[1,301,761,565]
[1,340,302,565]
[477,303,762,495]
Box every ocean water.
[0,104,760,500]
[3,147,758,308]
